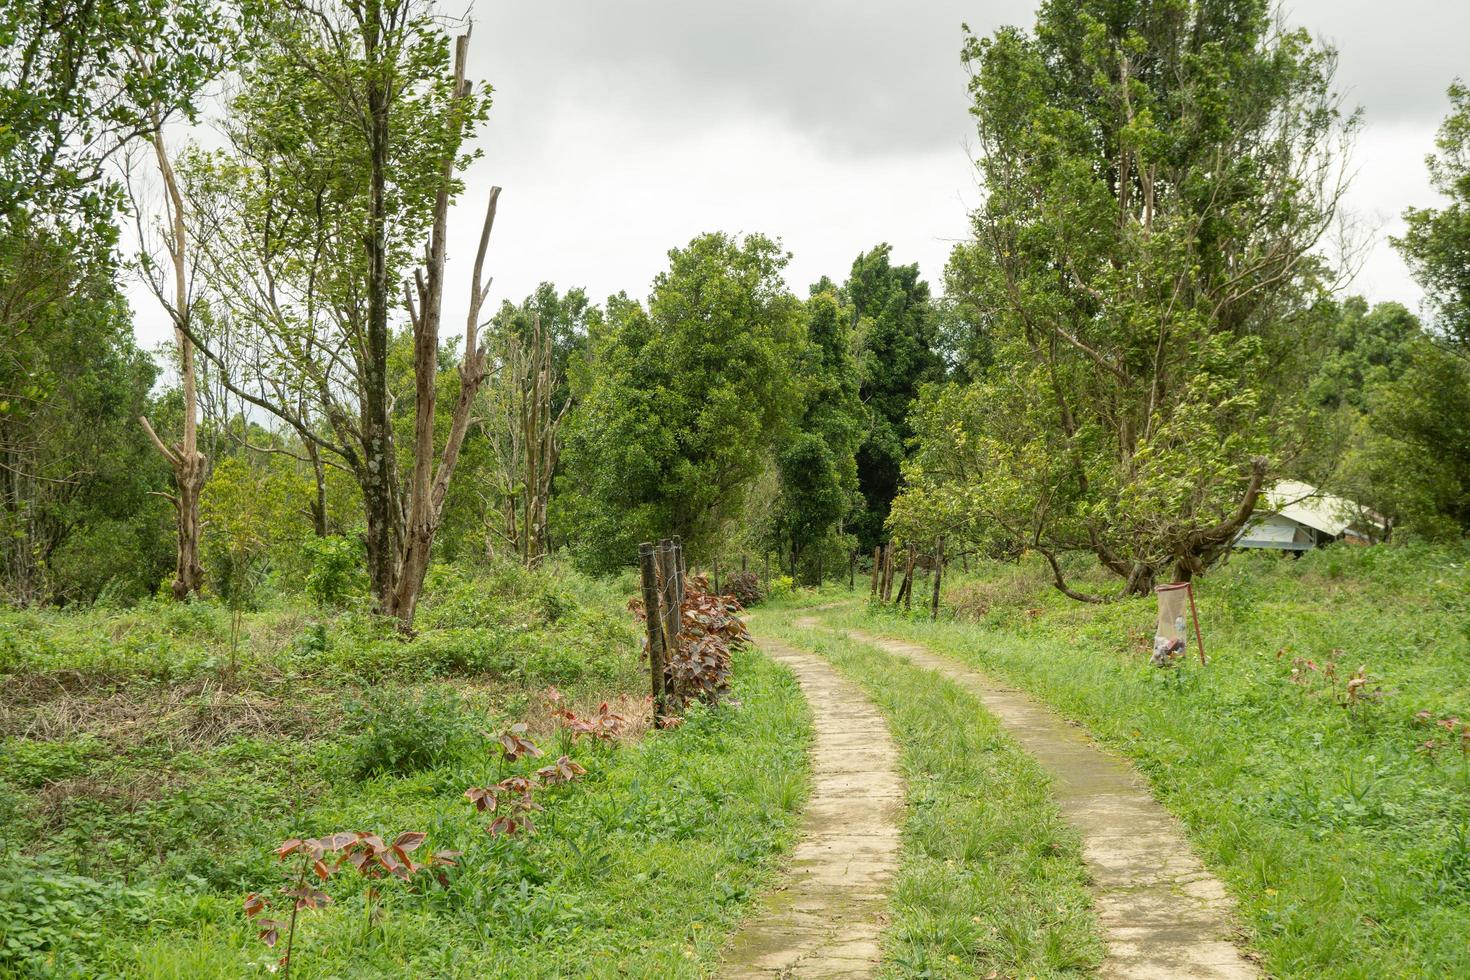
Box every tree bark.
[138,118,205,601]
[361,9,397,610]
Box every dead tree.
[390,35,501,625]
[135,116,206,601]
[483,313,568,566]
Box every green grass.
[0,562,811,978]
[749,605,1103,979]
[810,542,1470,979]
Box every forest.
[2,0,1468,977]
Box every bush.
[0,856,146,974]
[766,575,795,600]
[342,686,476,779]
[303,535,366,608]
[724,571,765,607]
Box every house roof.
[1262,480,1380,537]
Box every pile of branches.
[631,574,750,710]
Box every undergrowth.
[824,542,1470,978]
[0,560,811,977]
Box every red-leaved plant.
[244,831,458,977]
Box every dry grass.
[1,674,332,750]
[948,561,1053,620]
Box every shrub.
[0,856,145,973]
[342,687,475,779]
[766,575,794,600]
[303,535,366,608]
[724,571,764,607]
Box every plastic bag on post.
[1153,583,1190,666]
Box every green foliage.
[0,218,171,605]
[201,455,308,610]
[842,246,943,549]
[563,233,805,571]
[1306,298,1424,413]
[1395,81,1470,354]
[768,289,866,577]
[0,0,238,241]
[0,855,147,974]
[303,535,366,608]
[0,570,809,976]
[919,0,1354,592]
[1347,341,1470,537]
[342,686,475,779]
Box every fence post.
[657,539,680,705]
[848,549,856,591]
[869,546,881,597]
[930,536,944,620]
[900,545,917,609]
[639,542,666,714]
[671,536,686,605]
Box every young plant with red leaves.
[244,831,456,977]
[554,701,628,742]
[496,722,543,762]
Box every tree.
[179,2,496,626]
[919,0,1354,598]
[0,222,167,604]
[0,0,227,241]
[772,289,864,580]
[2,0,232,602]
[562,233,804,571]
[1348,342,1470,538]
[1306,298,1423,413]
[1395,81,1470,356]
[479,312,569,566]
[844,245,943,551]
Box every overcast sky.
[133,0,1470,348]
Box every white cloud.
[130,0,1466,350]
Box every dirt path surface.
[721,635,904,979]
[803,617,1258,980]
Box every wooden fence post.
[657,539,681,705]
[639,542,665,713]
[869,546,881,597]
[900,545,917,609]
[848,549,856,591]
[930,536,944,620]
[881,545,893,602]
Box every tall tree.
[0,222,165,604]
[919,0,1354,598]
[1395,81,1470,357]
[2,0,233,603]
[772,289,864,579]
[480,311,569,566]
[562,232,804,571]
[181,2,496,625]
[843,244,943,551]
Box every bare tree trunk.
[137,118,205,601]
[361,13,398,611]
[389,34,500,627]
[487,311,567,567]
